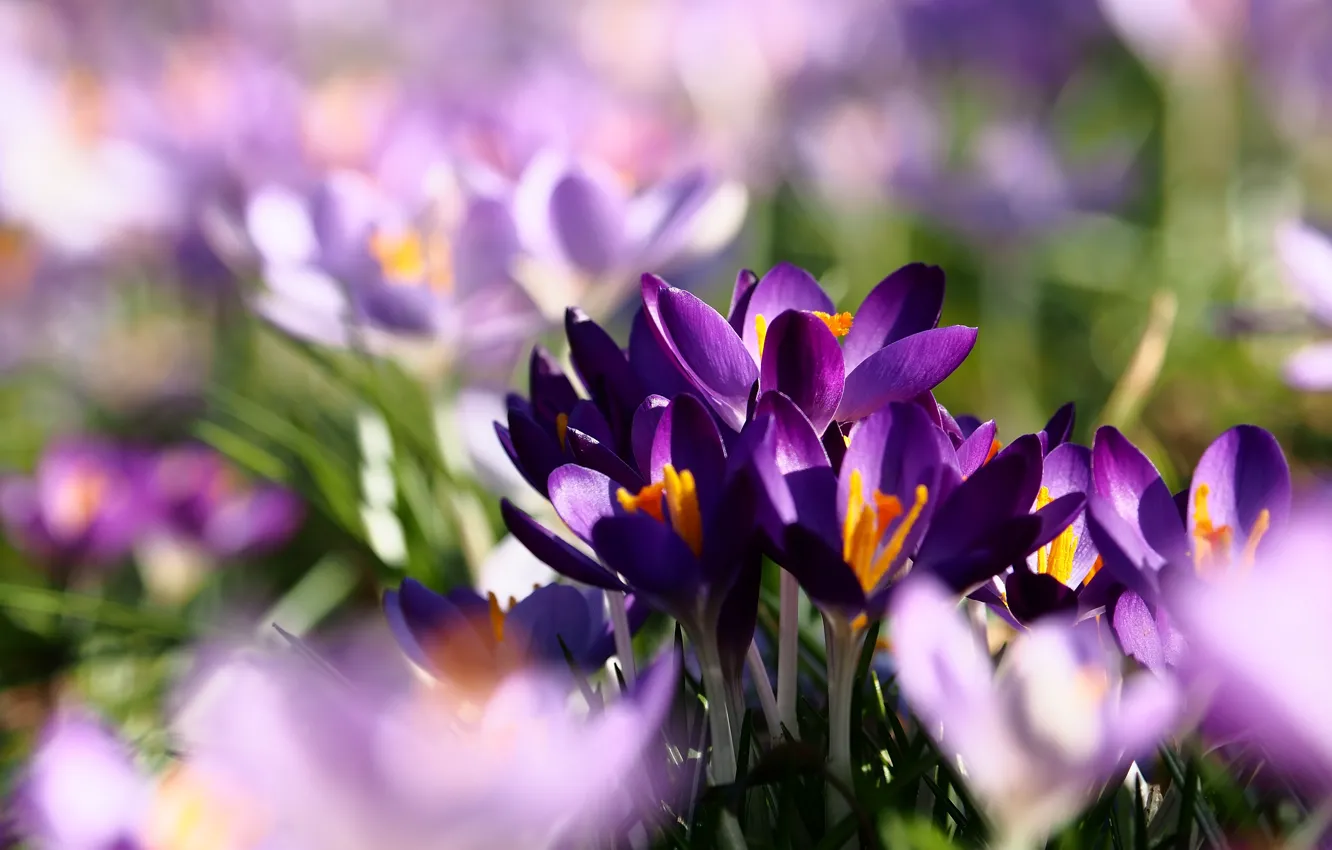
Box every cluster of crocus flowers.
[0,439,302,584]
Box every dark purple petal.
[1042,402,1076,452]
[756,391,830,473]
[630,395,669,480]
[500,500,624,590]
[528,346,578,422]
[822,423,848,473]
[759,311,844,435]
[507,584,598,666]
[641,274,756,431]
[1005,570,1079,625]
[504,410,564,498]
[629,310,692,399]
[1085,495,1164,603]
[780,525,867,615]
[954,415,983,438]
[567,400,614,448]
[550,169,625,275]
[920,515,1044,595]
[842,263,945,372]
[836,326,978,422]
[955,420,998,479]
[591,515,701,607]
[715,551,762,680]
[1028,492,1086,553]
[548,464,620,545]
[566,308,643,434]
[384,579,491,671]
[739,263,835,362]
[650,394,726,516]
[727,268,761,334]
[1091,427,1187,564]
[565,428,644,491]
[1189,425,1291,545]
[699,467,760,591]
[840,402,959,538]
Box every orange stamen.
[811,310,854,337]
[555,413,570,451]
[842,468,929,595]
[615,464,703,555]
[487,592,506,643]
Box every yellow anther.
[985,438,1002,465]
[811,310,854,337]
[616,463,704,555]
[842,468,929,594]
[555,413,570,451]
[369,227,453,293]
[755,313,769,359]
[1034,486,1079,585]
[487,592,506,643]
[1191,484,1234,574]
[1240,508,1271,570]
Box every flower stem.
[777,571,800,739]
[824,616,863,845]
[606,590,637,687]
[745,641,780,738]
[694,629,738,785]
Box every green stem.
[825,616,863,846]
[695,629,738,785]
[0,583,190,637]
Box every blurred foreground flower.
[1273,221,1332,391]
[18,631,678,850]
[892,577,1179,848]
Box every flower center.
[842,468,928,593]
[50,468,108,539]
[1191,483,1270,575]
[754,310,854,358]
[615,463,703,556]
[369,227,453,293]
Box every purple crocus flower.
[892,576,1180,848]
[1171,515,1332,789]
[1273,220,1332,390]
[172,632,679,850]
[640,262,977,432]
[759,394,1084,631]
[247,171,541,385]
[383,578,648,675]
[1086,424,1290,672]
[13,712,151,850]
[147,445,303,558]
[0,439,147,570]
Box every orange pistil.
[811,311,854,337]
[1191,484,1271,575]
[842,468,929,594]
[984,438,1002,466]
[487,592,506,643]
[555,413,570,451]
[616,464,703,555]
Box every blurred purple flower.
[1172,514,1332,788]
[1086,424,1290,672]
[172,633,679,850]
[0,439,148,570]
[13,712,151,850]
[384,578,648,674]
[892,576,1179,847]
[246,171,541,385]
[1274,221,1332,390]
[147,445,303,558]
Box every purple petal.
[1004,570,1079,625]
[756,391,830,473]
[500,500,624,590]
[528,346,578,422]
[1276,221,1332,324]
[727,268,761,334]
[1110,590,1174,674]
[627,168,716,268]
[453,197,519,290]
[1091,427,1187,563]
[842,263,945,372]
[739,263,834,363]
[955,420,998,479]
[566,308,643,431]
[1285,342,1332,390]
[1028,492,1086,554]
[650,393,726,515]
[641,274,756,431]
[590,515,701,606]
[629,310,691,399]
[505,409,564,499]
[548,464,620,545]
[1189,425,1290,547]
[758,311,844,435]
[920,515,1044,595]
[1041,402,1076,452]
[565,428,644,491]
[567,400,614,449]
[836,326,977,422]
[1085,495,1164,603]
[507,584,597,666]
[630,395,670,480]
[780,524,867,615]
[716,552,762,679]
[549,167,627,275]
[840,402,958,526]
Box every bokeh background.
[0,0,1330,778]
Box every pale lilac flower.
[891,577,1179,847]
